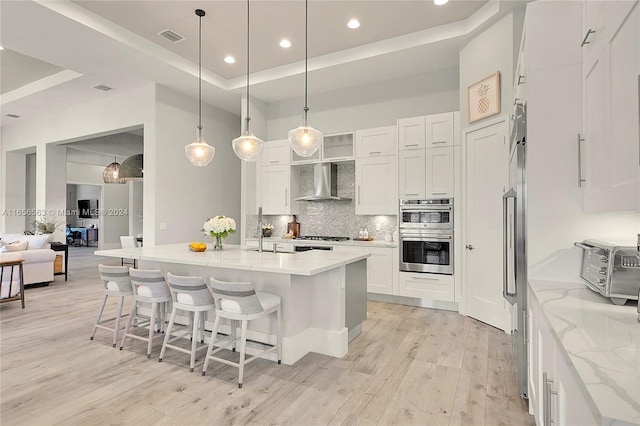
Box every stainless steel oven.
[399,199,454,274]
[399,198,453,230]
[399,229,454,274]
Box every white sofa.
[0,234,56,285]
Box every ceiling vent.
[159,29,185,43]
[94,84,112,91]
[5,113,20,118]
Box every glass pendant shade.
[185,129,215,166]
[119,154,144,181]
[103,160,125,184]
[288,119,323,157]
[232,128,264,162]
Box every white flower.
[203,215,236,238]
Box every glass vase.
[213,235,224,250]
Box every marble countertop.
[246,237,398,248]
[529,249,639,425]
[95,243,369,276]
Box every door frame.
[459,114,510,332]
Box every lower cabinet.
[355,156,397,215]
[336,246,395,295]
[398,271,454,302]
[528,287,597,426]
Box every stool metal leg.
[147,302,157,358]
[238,319,248,388]
[159,307,178,362]
[202,315,221,376]
[120,300,138,350]
[189,311,200,372]
[91,294,109,340]
[113,295,126,347]
[277,307,282,364]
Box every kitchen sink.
[246,248,295,254]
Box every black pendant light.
[185,9,215,166]
[232,0,264,162]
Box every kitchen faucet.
[257,206,263,253]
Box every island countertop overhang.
[94,243,370,276]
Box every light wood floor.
[1,247,534,425]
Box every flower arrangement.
[261,223,274,230]
[32,216,61,234]
[203,215,236,250]
[261,223,274,237]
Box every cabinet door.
[261,165,291,215]
[426,147,454,198]
[366,247,393,295]
[398,271,454,301]
[322,132,354,161]
[426,112,454,148]
[261,139,290,166]
[356,126,397,158]
[398,149,426,199]
[398,116,426,150]
[355,156,397,215]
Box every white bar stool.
[159,273,214,372]
[91,265,133,347]
[202,277,282,388]
[120,268,171,358]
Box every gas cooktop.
[296,236,350,241]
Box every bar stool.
[202,277,282,388]
[91,265,133,347]
[159,273,215,372]
[120,268,171,358]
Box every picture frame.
[467,71,501,123]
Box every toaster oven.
[575,239,640,305]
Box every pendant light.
[119,154,144,181]
[288,0,323,157]
[232,0,264,162]
[185,9,215,166]
[103,156,125,184]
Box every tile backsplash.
[248,162,397,240]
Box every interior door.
[464,118,510,331]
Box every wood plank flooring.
[0,247,534,425]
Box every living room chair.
[202,277,282,388]
[159,273,214,372]
[0,259,25,309]
[120,268,171,358]
[91,264,133,347]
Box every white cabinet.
[426,112,455,148]
[258,140,300,215]
[245,240,293,252]
[355,155,397,215]
[355,125,397,215]
[425,147,454,198]
[261,139,290,166]
[336,245,394,295]
[582,2,640,212]
[398,116,426,150]
[398,149,426,199]
[355,126,397,157]
[291,132,354,164]
[528,287,597,426]
[398,271,454,301]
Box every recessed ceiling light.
[347,19,360,29]
[224,56,236,64]
[279,39,292,48]
[434,0,449,5]
[0,46,4,50]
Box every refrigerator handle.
[503,189,517,304]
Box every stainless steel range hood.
[295,163,351,201]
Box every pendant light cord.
[304,0,309,120]
[197,10,203,133]
[245,0,251,131]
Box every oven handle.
[400,235,452,241]
[503,189,517,303]
[400,205,453,211]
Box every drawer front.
[398,272,454,301]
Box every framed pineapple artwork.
[467,71,501,123]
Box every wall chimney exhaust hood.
[296,163,351,201]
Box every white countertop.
[95,243,369,276]
[246,237,398,248]
[529,249,639,425]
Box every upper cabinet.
[426,112,455,148]
[261,139,291,166]
[257,140,299,215]
[355,126,397,214]
[398,116,426,150]
[291,132,354,164]
[581,2,639,212]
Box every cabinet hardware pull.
[412,276,438,281]
[523,311,529,344]
[357,185,361,204]
[369,151,381,155]
[577,134,586,187]
[432,140,447,144]
[581,29,596,47]
[405,143,419,147]
[285,189,288,206]
[432,192,447,195]
[405,193,419,196]
[270,160,278,164]
[517,75,525,85]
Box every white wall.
[128,181,143,238]
[3,151,27,233]
[266,68,460,139]
[102,184,129,249]
[25,153,36,231]
[152,85,241,245]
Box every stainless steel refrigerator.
[503,101,528,400]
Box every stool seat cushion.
[220,291,280,314]
[137,285,170,298]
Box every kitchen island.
[94,243,369,365]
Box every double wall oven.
[399,199,454,274]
